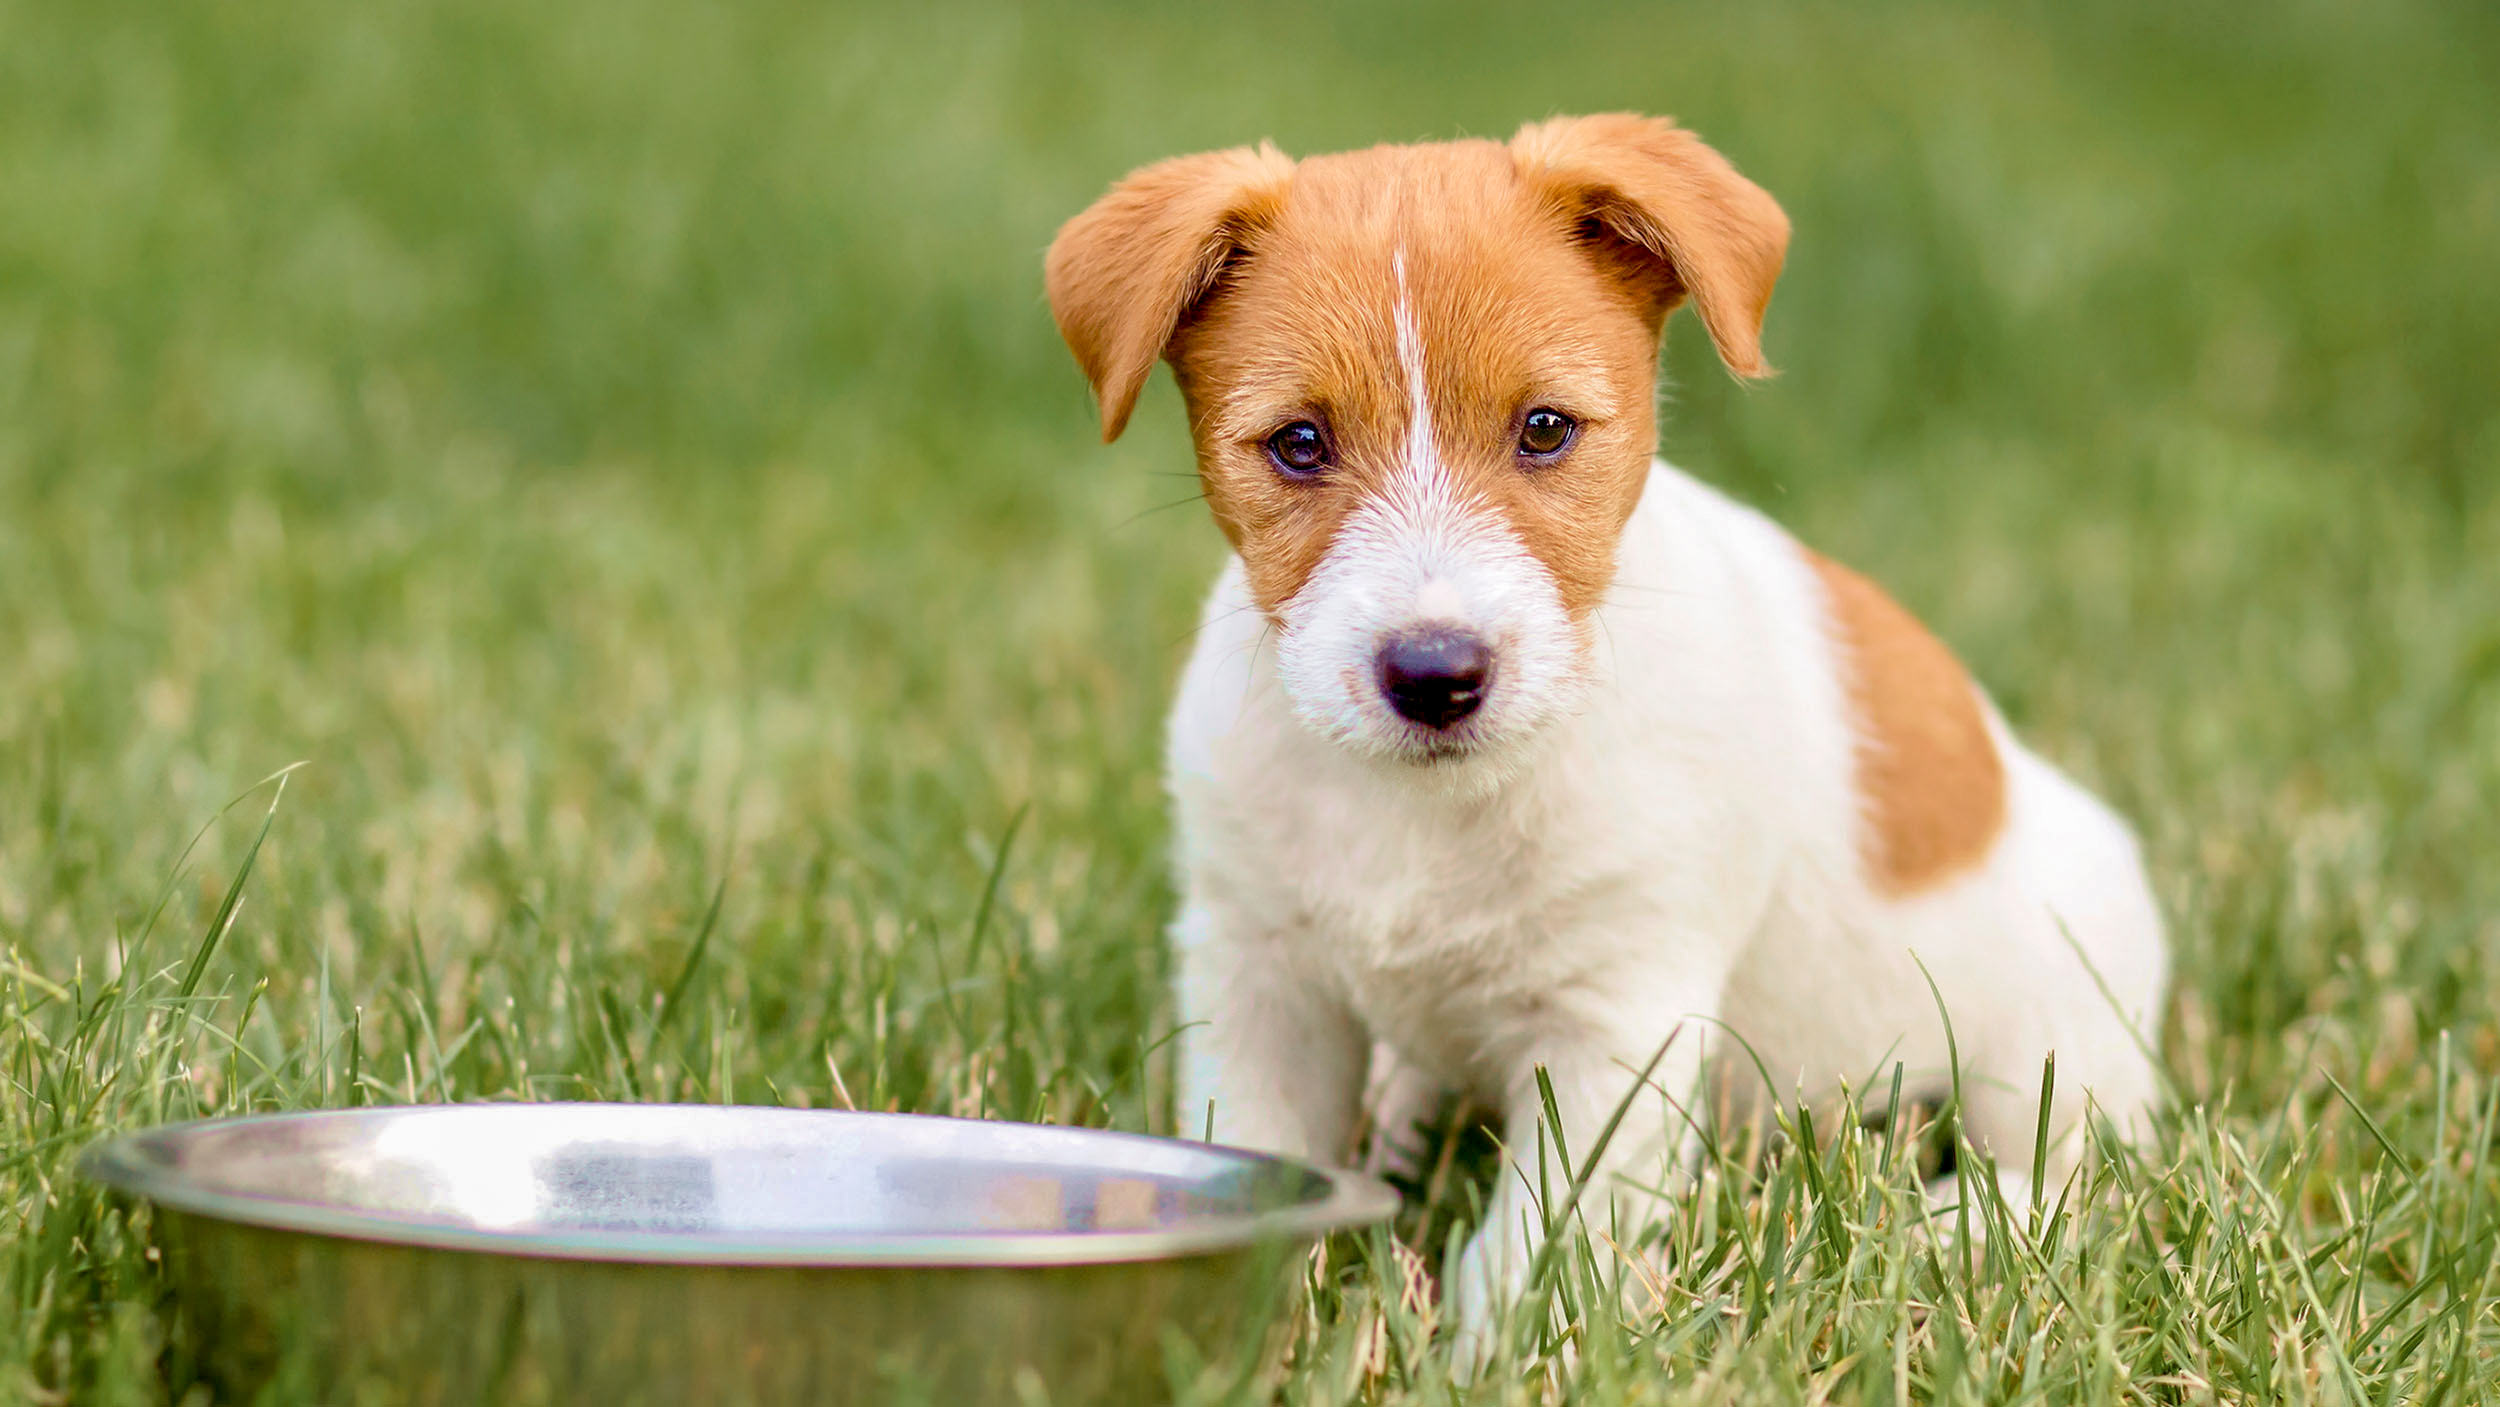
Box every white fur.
[1168,460,2167,1360]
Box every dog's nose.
[1376,630,1492,729]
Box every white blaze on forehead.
[1357,253,1466,624]
[1372,248,1476,557]
[1392,248,1438,484]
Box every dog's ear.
[1511,113,1789,378]
[1046,143,1298,441]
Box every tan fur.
[1807,551,2009,894]
[1044,143,1297,441]
[1511,113,1790,378]
[1045,115,1790,617]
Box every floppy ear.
[1045,143,1298,441]
[1511,113,1790,378]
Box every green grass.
[5,0,2499,1400]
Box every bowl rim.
[77,1103,1402,1268]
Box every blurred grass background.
[3,0,2497,1400]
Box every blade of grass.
[176,768,300,1001]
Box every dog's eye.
[1266,421,1331,475]
[1518,409,1576,459]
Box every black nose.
[1376,630,1492,729]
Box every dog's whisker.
[1115,492,1211,532]
[1169,601,1264,651]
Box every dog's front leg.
[1171,902,1367,1161]
[1448,1007,1712,1373]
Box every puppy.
[1046,114,2167,1358]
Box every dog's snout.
[1377,630,1492,729]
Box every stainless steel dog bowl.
[80,1103,1397,1405]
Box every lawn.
[4,0,2498,1400]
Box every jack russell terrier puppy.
[1046,113,2167,1358]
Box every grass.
[3,0,2498,1399]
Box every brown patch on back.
[1807,551,2008,894]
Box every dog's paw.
[1359,1044,1444,1181]
[1443,1200,1537,1383]
[1443,1253,1504,1385]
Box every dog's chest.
[1195,737,1665,1085]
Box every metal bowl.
[80,1103,1397,1405]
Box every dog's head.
[1048,115,1787,769]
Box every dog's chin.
[1306,705,1551,795]
[1387,724,1495,767]
[1383,724,1547,798]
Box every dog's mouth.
[1403,735,1476,765]
[1379,705,1503,766]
